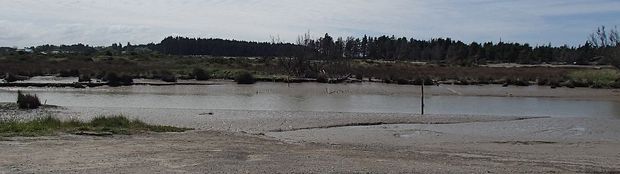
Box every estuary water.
[1,82,619,118]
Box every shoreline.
[2,74,620,89]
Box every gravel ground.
[2,129,616,174]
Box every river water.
[1,82,619,118]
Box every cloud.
[1,0,619,47]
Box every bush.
[537,79,548,86]
[78,74,91,82]
[58,69,80,77]
[159,70,177,82]
[503,78,530,86]
[104,72,133,87]
[16,90,42,109]
[395,78,410,85]
[549,80,560,89]
[235,71,256,84]
[411,77,434,85]
[4,73,29,82]
[572,80,590,88]
[193,68,210,81]
[513,79,530,86]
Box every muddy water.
[1,82,619,118]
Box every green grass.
[0,115,192,137]
[568,69,620,87]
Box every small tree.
[589,25,619,48]
[17,90,42,109]
[588,25,620,68]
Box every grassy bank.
[0,115,192,137]
[567,69,620,88]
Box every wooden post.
[421,79,425,115]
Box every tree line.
[7,26,619,67]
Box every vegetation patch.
[192,67,211,81]
[235,71,256,84]
[78,74,91,82]
[4,73,29,82]
[103,72,134,86]
[568,69,620,88]
[17,91,42,109]
[159,70,178,82]
[0,115,192,137]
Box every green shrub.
[16,90,42,109]
[193,68,210,81]
[235,71,256,84]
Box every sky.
[1,0,620,47]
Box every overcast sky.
[1,0,619,47]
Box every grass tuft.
[17,91,42,109]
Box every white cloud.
[0,0,619,47]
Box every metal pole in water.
[421,79,425,115]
